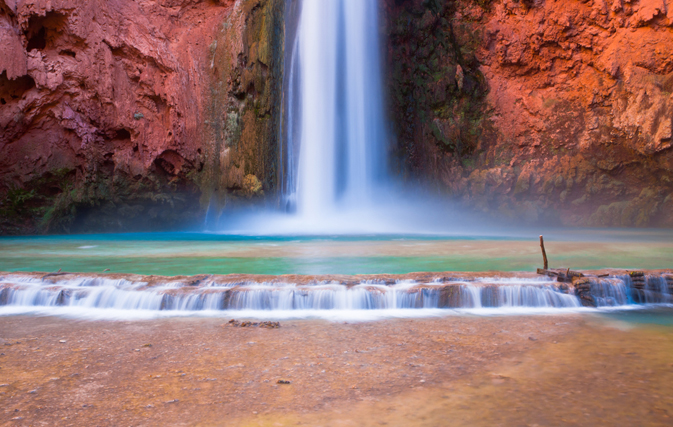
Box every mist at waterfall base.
[213,185,499,236]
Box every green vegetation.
[0,168,76,233]
[543,98,560,109]
[2,187,37,215]
[389,0,492,170]
[0,162,204,235]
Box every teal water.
[599,308,673,328]
[0,255,532,276]
[0,231,672,276]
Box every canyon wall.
[0,0,283,234]
[2,0,672,234]
[386,0,673,227]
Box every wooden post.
[539,235,548,270]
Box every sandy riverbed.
[1,314,672,426]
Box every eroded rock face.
[200,0,284,215]
[3,0,672,234]
[386,0,673,227]
[0,0,283,234]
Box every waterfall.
[221,0,480,235]
[284,0,386,220]
[3,274,671,318]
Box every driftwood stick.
[539,235,548,270]
[42,272,67,280]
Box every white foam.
[1,274,669,321]
[0,306,585,322]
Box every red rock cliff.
[0,0,283,234]
[386,0,673,227]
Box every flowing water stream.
[1,273,671,320]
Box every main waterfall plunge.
[285,0,386,219]
[264,0,396,234]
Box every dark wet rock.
[572,278,596,307]
[187,275,211,287]
[438,285,462,308]
[159,294,173,311]
[0,287,8,305]
[629,271,646,290]
[55,289,70,306]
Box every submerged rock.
[228,319,281,329]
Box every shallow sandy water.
[0,314,671,426]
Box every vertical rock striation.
[201,0,284,216]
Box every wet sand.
[1,314,672,426]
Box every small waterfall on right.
[622,273,673,305]
[587,278,631,307]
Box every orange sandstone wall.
[386,0,673,227]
